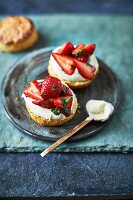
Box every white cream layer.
[22,80,76,120]
[49,46,99,81]
[86,100,114,122]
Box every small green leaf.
[51,108,61,115]
[62,88,66,94]
[65,96,72,103]
[52,83,57,91]
[75,49,86,57]
[63,108,71,116]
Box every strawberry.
[61,84,72,96]
[72,44,85,56]
[73,58,96,79]
[72,44,88,62]
[58,41,74,55]
[54,96,73,116]
[72,43,96,62]
[41,76,62,99]
[84,44,96,55]
[23,80,43,101]
[32,98,55,109]
[54,98,62,109]
[52,53,75,75]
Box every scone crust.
[25,97,78,126]
[0,16,38,52]
[48,63,99,89]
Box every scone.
[22,76,78,126]
[48,41,99,89]
[0,16,38,52]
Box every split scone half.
[0,16,38,52]
[48,41,99,89]
[22,76,78,126]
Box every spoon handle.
[40,117,93,157]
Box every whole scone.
[22,76,78,126]
[0,16,38,52]
[48,41,99,89]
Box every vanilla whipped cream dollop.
[22,80,76,120]
[86,100,114,122]
[49,46,99,81]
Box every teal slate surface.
[0,15,133,152]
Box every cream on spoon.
[86,100,114,122]
[40,100,114,157]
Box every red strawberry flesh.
[54,96,73,116]
[32,98,55,109]
[23,80,43,101]
[73,58,96,79]
[84,44,96,55]
[52,53,75,75]
[72,43,96,62]
[58,41,74,55]
[72,44,85,56]
[41,76,62,99]
[61,84,72,96]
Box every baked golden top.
[0,16,34,45]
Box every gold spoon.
[40,117,93,157]
[40,100,114,157]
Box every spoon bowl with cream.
[86,100,114,122]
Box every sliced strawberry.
[23,80,43,101]
[72,43,96,62]
[58,41,74,55]
[77,55,88,62]
[33,98,55,109]
[54,96,73,116]
[72,44,88,62]
[52,53,75,75]
[84,44,96,55]
[61,84,72,96]
[54,96,72,109]
[54,98,62,109]
[41,76,62,99]
[73,58,96,79]
[72,44,85,56]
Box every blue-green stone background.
[0,15,133,152]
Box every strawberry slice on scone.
[23,80,43,101]
[72,43,96,62]
[54,96,73,116]
[52,53,75,75]
[57,41,74,55]
[73,58,96,79]
[32,98,55,109]
[41,76,62,98]
[52,53,96,79]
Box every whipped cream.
[22,80,76,120]
[49,46,99,81]
[86,100,114,122]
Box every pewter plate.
[1,47,120,142]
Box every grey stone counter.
[0,153,133,198]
